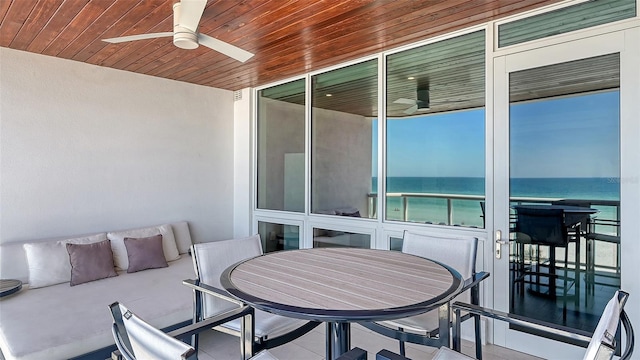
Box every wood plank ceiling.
[1,0,563,94]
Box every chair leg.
[474,314,482,360]
[191,290,202,351]
[562,246,568,322]
[398,327,406,356]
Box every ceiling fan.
[102,0,254,63]
[393,81,468,115]
[393,89,430,115]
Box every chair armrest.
[451,301,591,347]
[585,233,620,243]
[461,271,490,293]
[452,302,635,359]
[167,305,254,339]
[183,278,245,306]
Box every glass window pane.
[311,60,378,219]
[498,0,636,47]
[390,237,403,251]
[313,228,370,248]
[385,30,486,228]
[257,79,305,212]
[258,221,300,252]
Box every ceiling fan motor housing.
[417,89,430,109]
[173,3,199,50]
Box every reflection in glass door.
[507,55,621,332]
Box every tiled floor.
[196,324,543,360]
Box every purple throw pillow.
[66,239,118,286]
[124,234,168,273]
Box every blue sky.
[374,91,619,178]
[510,91,619,178]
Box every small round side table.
[0,279,23,298]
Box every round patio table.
[0,279,22,298]
[221,247,463,360]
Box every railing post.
[402,196,408,222]
[447,198,453,225]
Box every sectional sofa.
[0,221,195,360]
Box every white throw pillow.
[157,224,180,262]
[107,224,179,270]
[23,233,107,288]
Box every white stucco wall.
[233,88,252,238]
[0,48,235,246]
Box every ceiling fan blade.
[403,104,419,115]
[103,32,173,44]
[178,0,207,32]
[393,98,416,105]
[198,34,254,62]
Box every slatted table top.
[221,248,463,322]
[0,279,22,298]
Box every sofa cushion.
[0,222,191,284]
[107,224,179,270]
[0,256,194,360]
[171,221,192,254]
[124,234,168,273]
[67,240,118,286]
[23,233,107,289]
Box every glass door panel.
[508,55,621,332]
[493,32,626,359]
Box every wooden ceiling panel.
[40,1,112,56]
[8,0,64,50]
[25,0,90,53]
[87,2,173,66]
[1,0,563,91]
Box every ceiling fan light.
[173,30,199,49]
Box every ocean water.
[372,177,620,227]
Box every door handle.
[495,230,508,259]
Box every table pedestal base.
[326,322,351,360]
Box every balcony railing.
[368,192,485,226]
[368,192,621,274]
[367,193,620,234]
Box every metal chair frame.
[110,301,254,360]
[186,237,320,357]
[110,300,358,360]
[360,232,489,360]
[451,290,634,360]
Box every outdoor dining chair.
[361,231,489,359]
[109,301,279,360]
[451,290,633,360]
[186,235,320,354]
[376,290,634,360]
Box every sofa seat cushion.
[0,256,194,360]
